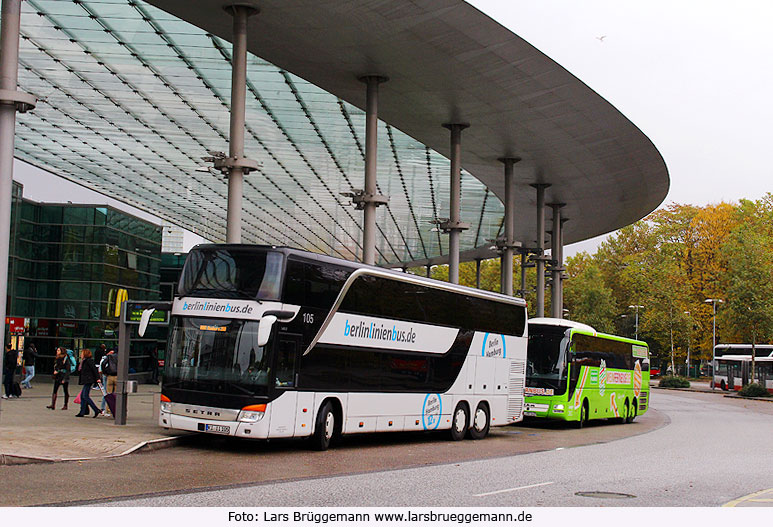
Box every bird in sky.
[596,35,607,43]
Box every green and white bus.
[524,318,650,427]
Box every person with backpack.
[22,342,38,389]
[75,349,103,418]
[103,349,118,395]
[98,350,113,417]
[47,347,70,410]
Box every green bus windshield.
[526,325,570,393]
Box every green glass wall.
[6,189,162,376]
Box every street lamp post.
[684,311,691,377]
[705,298,724,389]
[628,305,644,340]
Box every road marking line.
[723,488,773,507]
[474,481,554,497]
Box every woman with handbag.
[75,349,103,418]
[47,347,70,410]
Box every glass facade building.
[5,182,162,375]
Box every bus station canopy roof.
[13,0,668,267]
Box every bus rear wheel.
[310,401,336,451]
[626,399,637,424]
[467,403,490,440]
[617,399,630,424]
[450,402,469,441]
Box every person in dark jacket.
[47,347,71,410]
[22,343,38,389]
[75,349,103,417]
[2,344,16,399]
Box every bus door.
[268,333,302,438]
[727,363,735,390]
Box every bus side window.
[275,339,297,388]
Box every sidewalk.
[652,378,773,402]
[0,379,187,464]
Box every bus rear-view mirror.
[138,308,155,337]
[258,315,277,347]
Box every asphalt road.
[105,391,773,507]
[3,390,771,507]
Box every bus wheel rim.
[454,409,466,433]
[474,408,486,431]
[325,412,334,440]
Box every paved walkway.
[0,379,184,463]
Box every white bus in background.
[157,245,528,450]
[713,344,773,392]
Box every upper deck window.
[179,248,283,300]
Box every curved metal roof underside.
[148,0,669,254]
[13,0,504,265]
[12,0,668,267]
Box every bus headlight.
[238,404,267,423]
[160,394,171,414]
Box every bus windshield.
[179,247,284,300]
[526,325,569,393]
[164,316,271,396]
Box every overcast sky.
[15,0,773,257]
[467,0,773,256]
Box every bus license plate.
[204,424,230,434]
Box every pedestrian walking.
[75,349,103,418]
[22,342,38,389]
[2,344,17,399]
[47,347,71,410]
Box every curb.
[0,433,193,466]
[723,394,773,403]
[651,386,714,394]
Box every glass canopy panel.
[12,0,508,266]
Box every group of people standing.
[46,345,118,418]
[4,343,124,417]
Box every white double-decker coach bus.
[158,245,528,449]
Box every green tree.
[721,223,773,382]
[563,258,617,332]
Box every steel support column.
[475,259,482,289]
[426,264,431,278]
[520,250,527,298]
[224,5,258,243]
[559,217,568,317]
[0,0,36,419]
[355,75,389,265]
[499,157,520,296]
[441,123,470,284]
[531,184,550,317]
[550,203,565,318]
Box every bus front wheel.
[310,401,336,451]
[467,403,490,440]
[574,400,589,429]
[720,380,727,391]
[450,402,469,441]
